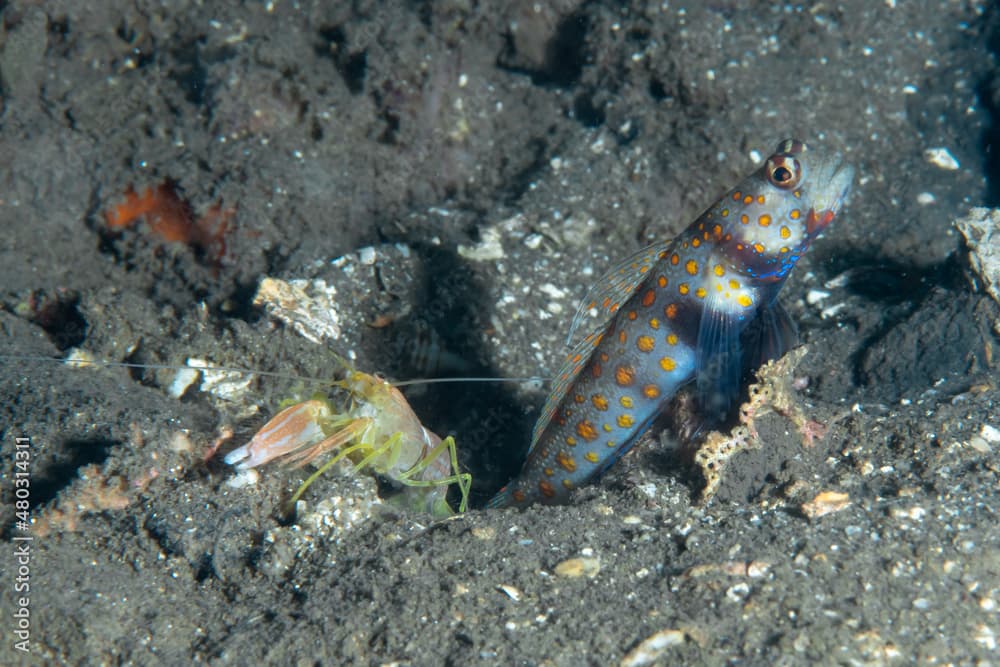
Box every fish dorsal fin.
[565,240,674,346]
[530,240,673,451]
[529,323,613,449]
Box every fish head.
[719,139,855,281]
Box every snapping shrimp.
[224,367,471,519]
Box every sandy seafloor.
[1,1,999,664]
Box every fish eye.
[767,157,801,189]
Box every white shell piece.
[923,147,959,170]
[253,276,342,344]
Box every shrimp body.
[225,369,470,518]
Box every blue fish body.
[489,139,854,507]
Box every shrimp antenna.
[0,353,549,389]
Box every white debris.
[806,289,830,305]
[954,208,1000,332]
[186,358,254,401]
[253,276,341,344]
[820,302,847,319]
[168,366,201,398]
[980,423,1000,444]
[620,629,686,667]
[226,468,259,488]
[916,192,936,205]
[497,584,522,602]
[457,226,505,261]
[540,283,567,299]
[923,147,960,171]
[63,348,99,369]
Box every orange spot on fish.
[667,333,678,345]
[714,264,725,276]
[585,452,599,463]
[636,335,655,352]
[743,195,753,205]
[592,394,609,411]
[642,290,656,307]
[619,395,634,408]
[562,479,574,490]
[538,480,556,498]
[660,357,677,371]
[642,384,660,399]
[512,489,526,502]
[759,213,772,226]
[695,287,707,298]
[556,451,577,472]
[679,283,690,295]
[738,294,753,307]
[780,225,791,239]
[617,414,635,428]
[615,364,636,386]
[671,253,680,265]
[576,420,598,441]
[754,243,765,254]
[649,317,661,329]
[790,209,801,220]
[692,237,701,247]
[665,303,678,319]
[566,436,578,446]
[591,363,603,378]
[686,260,698,275]
[658,275,668,288]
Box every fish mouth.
[809,155,855,219]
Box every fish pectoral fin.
[695,293,745,425]
[739,299,798,377]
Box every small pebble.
[802,491,851,519]
[554,556,601,578]
[923,147,959,170]
[619,629,686,667]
